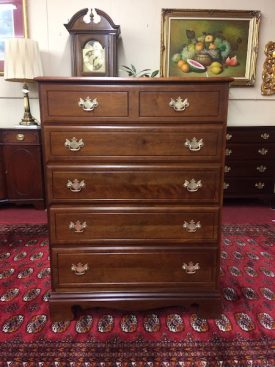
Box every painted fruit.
[210,66,223,74]
[195,42,204,51]
[177,59,186,68]
[181,63,190,73]
[186,59,206,73]
[209,61,223,75]
[210,61,223,68]
[225,56,238,66]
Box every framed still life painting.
[0,0,28,75]
[160,9,261,86]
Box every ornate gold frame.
[261,41,275,96]
[160,9,261,86]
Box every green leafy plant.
[120,64,159,77]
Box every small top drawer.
[138,84,227,121]
[0,129,40,145]
[40,84,129,122]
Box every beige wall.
[0,0,274,127]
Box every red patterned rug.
[0,224,274,366]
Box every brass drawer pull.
[182,262,200,274]
[255,182,265,190]
[78,97,99,111]
[71,263,89,276]
[184,137,204,151]
[169,96,189,111]
[224,182,230,190]
[183,179,202,192]
[66,179,86,192]
[258,148,268,155]
[224,165,231,173]
[226,133,232,141]
[64,137,84,151]
[183,220,201,233]
[260,133,270,140]
[69,220,87,233]
[225,148,232,156]
[16,133,25,141]
[256,165,267,173]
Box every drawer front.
[226,128,275,143]
[47,165,222,204]
[49,206,219,244]
[224,161,274,177]
[52,248,217,289]
[139,86,226,121]
[41,86,129,120]
[224,178,274,195]
[43,125,224,162]
[225,144,275,161]
[1,130,40,144]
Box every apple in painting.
[225,56,238,66]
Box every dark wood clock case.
[64,8,120,77]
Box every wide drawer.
[51,248,218,289]
[225,143,275,161]
[43,125,224,162]
[224,161,274,177]
[47,164,222,204]
[0,129,40,144]
[40,85,129,120]
[226,128,275,143]
[49,206,219,244]
[223,178,274,195]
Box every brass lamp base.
[20,114,38,126]
[20,83,39,126]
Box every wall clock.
[64,8,120,77]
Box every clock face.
[82,40,105,73]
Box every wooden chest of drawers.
[37,77,231,320]
[224,126,275,205]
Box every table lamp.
[4,38,43,125]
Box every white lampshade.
[4,38,43,82]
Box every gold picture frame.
[0,0,28,75]
[261,41,275,96]
[160,9,261,86]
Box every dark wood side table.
[0,126,45,209]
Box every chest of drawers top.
[37,77,232,124]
